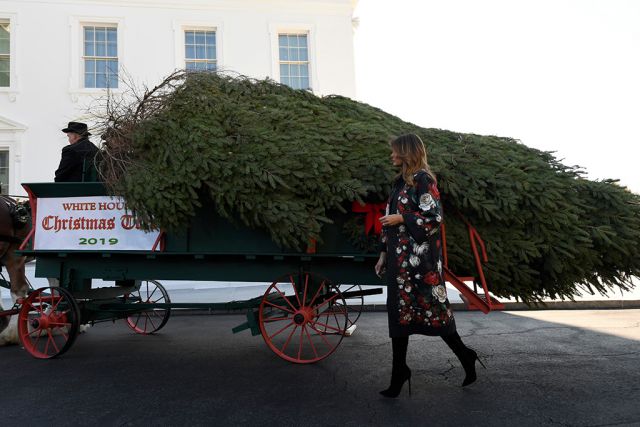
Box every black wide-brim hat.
[62,121,91,136]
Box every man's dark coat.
[54,137,99,182]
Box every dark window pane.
[185,31,194,44]
[185,45,195,59]
[301,76,310,90]
[0,152,8,193]
[206,45,215,60]
[195,31,206,45]
[196,45,205,59]
[84,41,94,56]
[206,62,216,71]
[186,61,197,70]
[0,38,9,55]
[84,27,94,42]
[280,63,289,78]
[107,28,117,42]
[107,59,118,74]
[96,43,106,57]
[85,72,95,88]
[108,73,118,89]
[279,35,288,48]
[0,23,10,39]
[96,73,106,88]
[96,28,106,42]
[205,31,215,45]
[290,48,299,61]
[299,48,308,61]
[279,47,288,61]
[85,59,95,73]
[107,42,117,57]
[96,60,106,73]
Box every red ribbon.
[352,201,387,235]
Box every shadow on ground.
[1,310,639,427]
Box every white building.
[0,0,358,195]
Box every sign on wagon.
[34,196,160,250]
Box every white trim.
[0,12,19,101]
[268,22,318,93]
[172,20,224,72]
[0,115,26,195]
[0,115,27,131]
[68,15,125,101]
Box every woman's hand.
[379,214,404,227]
[375,252,387,278]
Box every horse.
[0,196,32,345]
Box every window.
[0,21,9,87]
[83,25,118,88]
[185,30,216,71]
[0,150,8,194]
[278,34,310,90]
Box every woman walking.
[375,133,483,398]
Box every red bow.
[352,201,387,235]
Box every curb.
[169,299,640,316]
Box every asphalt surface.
[1,310,639,427]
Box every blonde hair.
[390,133,436,186]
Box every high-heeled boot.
[380,365,412,398]
[380,337,412,398]
[441,332,485,387]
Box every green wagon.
[8,182,384,363]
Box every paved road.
[1,310,639,427]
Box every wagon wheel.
[125,280,171,335]
[259,272,348,364]
[17,286,80,359]
[335,283,365,333]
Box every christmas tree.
[98,71,640,302]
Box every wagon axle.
[293,312,306,325]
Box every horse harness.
[0,195,30,246]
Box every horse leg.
[0,239,9,338]
[0,301,8,337]
[0,255,28,346]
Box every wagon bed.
[12,182,384,363]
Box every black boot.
[380,337,412,398]
[441,332,485,387]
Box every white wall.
[0,0,357,194]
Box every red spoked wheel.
[259,272,348,364]
[17,287,80,359]
[125,280,171,335]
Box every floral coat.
[380,171,457,338]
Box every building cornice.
[7,0,355,14]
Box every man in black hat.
[54,121,99,182]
